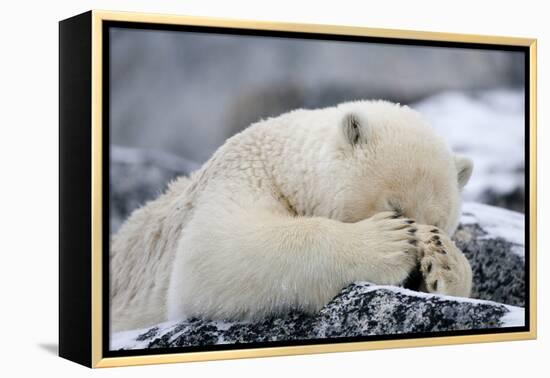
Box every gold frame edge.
[528,40,537,338]
[91,10,104,368]
[89,9,538,368]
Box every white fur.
[110,100,473,332]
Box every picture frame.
[59,10,537,368]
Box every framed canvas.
[59,10,537,368]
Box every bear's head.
[321,100,473,235]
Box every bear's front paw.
[357,211,421,285]
[416,226,472,297]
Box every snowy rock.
[413,90,525,212]
[111,283,523,350]
[110,145,198,233]
[111,202,526,350]
[455,203,525,307]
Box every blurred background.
[109,27,525,234]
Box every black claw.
[427,262,432,273]
[432,281,438,291]
[402,263,423,291]
[435,240,442,246]
[430,228,439,233]
[391,213,401,219]
[408,239,418,246]
[432,235,440,240]
[405,219,415,224]
[439,249,448,255]
[408,228,417,234]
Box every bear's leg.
[416,225,472,297]
[167,206,420,321]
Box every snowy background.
[109,27,525,234]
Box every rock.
[111,283,523,350]
[454,202,525,307]
[413,90,525,213]
[111,202,526,350]
[110,145,199,233]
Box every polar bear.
[110,100,473,332]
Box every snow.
[414,89,524,201]
[109,321,179,350]
[500,306,526,328]
[358,282,523,309]
[461,202,525,257]
[110,319,241,350]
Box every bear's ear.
[341,113,367,146]
[454,155,474,189]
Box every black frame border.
[59,11,93,367]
